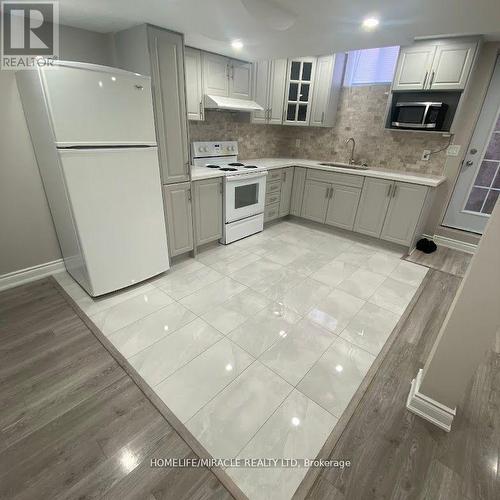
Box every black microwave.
[391,102,448,130]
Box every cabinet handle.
[321,111,325,123]
[329,186,334,199]
[269,107,272,121]
[392,185,398,198]
[187,188,192,201]
[386,184,392,197]
[422,70,428,89]
[325,186,329,198]
[282,171,286,182]
[219,182,223,194]
[429,71,435,88]
[230,65,234,80]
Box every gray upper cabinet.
[279,167,294,216]
[185,47,204,121]
[148,27,190,184]
[252,59,287,124]
[354,177,393,238]
[193,177,223,245]
[284,57,316,126]
[392,39,478,91]
[381,182,428,246]
[163,182,193,257]
[203,53,251,100]
[112,25,190,184]
[310,54,346,127]
[325,184,361,230]
[301,179,329,222]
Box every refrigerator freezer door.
[42,64,157,147]
[60,147,169,296]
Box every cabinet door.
[251,60,269,124]
[325,184,361,230]
[268,59,287,125]
[284,57,316,126]
[300,180,329,223]
[353,178,393,238]
[310,55,333,127]
[230,60,252,99]
[290,167,306,216]
[392,45,435,91]
[194,178,223,245]
[381,182,428,246]
[279,167,294,216]
[148,28,189,183]
[185,47,204,121]
[203,53,229,96]
[429,41,477,90]
[163,182,193,257]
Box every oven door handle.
[225,172,268,182]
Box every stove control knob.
[203,147,208,152]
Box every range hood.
[204,94,264,113]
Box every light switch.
[447,145,461,156]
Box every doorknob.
[470,148,477,155]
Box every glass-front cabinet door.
[284,57,316,126]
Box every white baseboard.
[406,369,456,432]
[0,259,65,292]
[422,233,477,254]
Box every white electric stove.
[191,141,268,244]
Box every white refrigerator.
[17,61,170,296]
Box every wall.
[0,25,113,276]
[189,85,449,176]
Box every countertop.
[190,158,446,187]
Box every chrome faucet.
[344,137,356,165]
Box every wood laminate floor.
[405,245,472,277]
[0,278,232,500]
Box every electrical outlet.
[421,150,431,161]
[447,145,461,156]
[295,139,301,148]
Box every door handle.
[392,185,398,198]
[321,111,325,123]
[325,187,329,198]
[429,71,435,88]
[282,171,287,182]
[386,184,392,197]
[199,101,203,119]
[422,70,428,89]
[269,107,272,121]
[187,188,192,201]
[329,186,334,199]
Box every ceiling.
[49,0,500,59]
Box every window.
[344,46,399,86]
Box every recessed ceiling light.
[231,40,243,50]
[362,17,379,30]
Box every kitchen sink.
[319,162,369,170]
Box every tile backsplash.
[189,85,449,176]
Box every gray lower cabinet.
[193,178,223,245]
[290,167,306,216]
[381,182,428,245]
[301,179,330,223]
[163,182,193,257]
[325,184,361,230]
[279,167,294,216]
[354,177,393,238]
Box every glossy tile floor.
[55,220,428,500]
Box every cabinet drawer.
[306,169,364,188]
[264,202,280,222]
[265,191,281,206]
[266,180,281,194]
[267,169,282,181]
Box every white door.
[325,184,361,230]
[60,147,169,296]
[252,60,269,123]
[381,182,428,246]
[354,178,393,238]
[42,63,157,146]
[310,55,333,127]
[429,41,476,90]
[230,60,252,100]
[392,45,435,91]
[268,59,287,124]
[444,57,500,233]
[203,53,229,96]
[301,180,329,223]
[185,47,204,121]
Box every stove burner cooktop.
[219,167,238,171]
[228,162,244,166]
[244,165,257,169]
[206,165,220,169]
